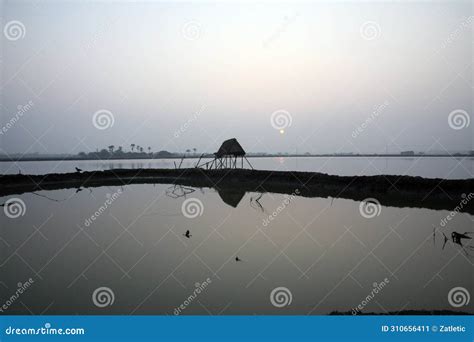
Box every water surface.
[1,156,472,179]
[1,183,472,315]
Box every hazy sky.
[0,0,472,155]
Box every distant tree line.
[77,145,200,159]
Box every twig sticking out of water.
[32,192,67,202]
[250,193,265,213]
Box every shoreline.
[0,154,473,162]
[1,168,472,214]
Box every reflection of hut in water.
[196,138,253,170]
[216,187,246,208]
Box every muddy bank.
[1,168,473,214]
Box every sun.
[279,129,285,134]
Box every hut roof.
[214,138,246,157]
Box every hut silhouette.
[197,138,253,170]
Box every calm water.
[1,156,473,179]
[1,183,472,315]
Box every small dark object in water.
[183,230,192,238]
[75,167,83,172]
[76,187,83,193]
[451,232,472,245]
[235,256,242,262]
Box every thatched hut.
[215,138,246,158]
[196,138,253,169]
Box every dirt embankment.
[1,168,472,214]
